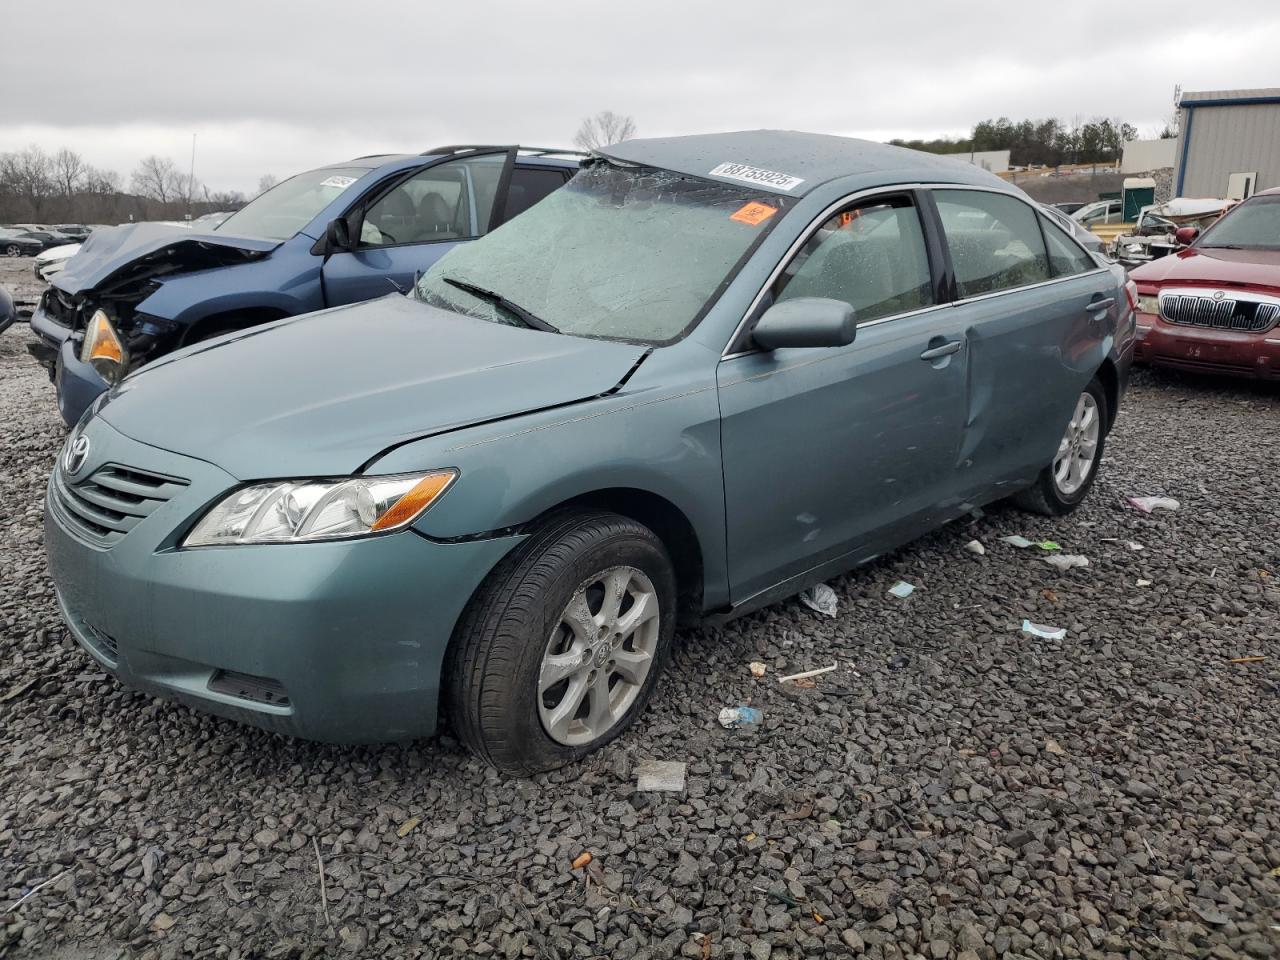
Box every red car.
[1130,187,1280,379]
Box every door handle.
[919,340,962,361]
[1087,297,1115,313]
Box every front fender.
[135,237,323,326]
[366,364,729,609]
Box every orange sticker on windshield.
[731,201,778,226]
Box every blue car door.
[717,192,969,604]
[928,188,1117,501]
[321,150,514,306]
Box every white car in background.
[34,243,82,281]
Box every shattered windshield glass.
[1197,195,1280,250]
[414,162,792,344]
[216,167,366,241]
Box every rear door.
[929,188,1116,499]
[717,191,969,603]
[321,150,513,306]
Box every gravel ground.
[1,285,1278,958]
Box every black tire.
[444,510,677,775]
[1013,376,1109,516]
[5,245,20,258]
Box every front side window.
[216,166,366,241]
[1196,195,1280,250]
[935,190,1051,297]
[1041,216,1097,277]
[772,196,933,323]
[415,161,792,344]
[360,154,505,247]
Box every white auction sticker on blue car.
[708,162,804,191]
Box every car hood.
[99,295,648,479]
[1130,246,1280,293]
[52,221,277,294]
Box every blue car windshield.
[215,167,366,241]
[415,162,792,344]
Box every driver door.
[321,151,512,306]
[717,192,968,603]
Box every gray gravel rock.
[1,311,1278,958]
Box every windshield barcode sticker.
[709,162,804,191]
[319,175,357,189]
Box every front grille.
[1160,293,1280,332]
[52,463,188,547]
[208,670,291,708]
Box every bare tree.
[0,145,55,218]
[53,148,88,196]
[131,155,179,203]
[257,174,279,195]
[84,166,122,195]
[572,111,637,151]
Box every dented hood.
[99,295,647,479]
[52,222,277,294]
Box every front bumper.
[44,416,522,743]
[30,302,109,426]
[1134,313,1280,379]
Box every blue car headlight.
[183,469,457,547]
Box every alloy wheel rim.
[538,565,660,746]
[1053,391,1100,496]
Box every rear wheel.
[1013,377,1108,516]
[5,244,20,257]
[444,510,676,775]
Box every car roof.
[333,147,581,173]
[1253,186,1280,197]
[601,129,1009,197]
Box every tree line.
[891,116,1164,168]
[0,144,253,226]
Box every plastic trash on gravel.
[1022,620,1067,640]
[1001,535,1035,548]
[964,540,985,556]
[800,583,838,617]
[1043,554,1090,571]
[718,705,762,729]
[1127,495,1179,513]
[635,760,687,792]
[887,580,915,598]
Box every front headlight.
[79,309,129,382]
[1136,294,1160,315]
[183,469,458,547]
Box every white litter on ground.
[635,760,687,792]
[1022,620,1067,640]
[887,580,915,598]
[1043,554,1090,571]
[799,583,838,617]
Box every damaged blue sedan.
[45,131,1134,774]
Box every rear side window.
[773,195,933,324]
[934,190,1051,297]
[1041,217,1096,277]
[503,167,569,222]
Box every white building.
[1121,139,1176,174]
[1174,88,1280,199]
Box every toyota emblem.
[63,435,91,477]
[1212,290,1226,301]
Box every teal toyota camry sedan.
[45,131,1135,774]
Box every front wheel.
[1013,377,1108,516]
[444,510,677,775]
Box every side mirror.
[325,217,354,254]
[1174,226,1199,246]
[752,297,856,351]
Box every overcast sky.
[5,0,1279,195]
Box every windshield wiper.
[443,277,559,333]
